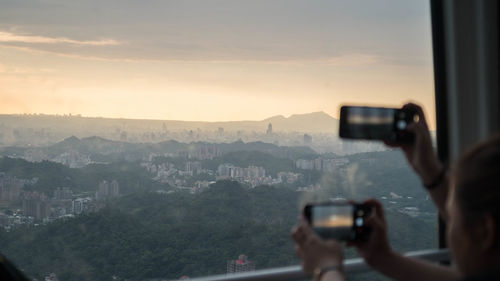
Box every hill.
[0,137,317,163]
[0,181,436,281]
[0,112,339,147]
[0,157,170,195]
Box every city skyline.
[0,0,435,126]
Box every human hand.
[346,199,393,268]
[384,103,443,185]
[291,217,344,276]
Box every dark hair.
[453,133,500,226]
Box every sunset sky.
[0,0,435,126]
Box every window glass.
[0,0,436,280]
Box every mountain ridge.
[0,111,339,133]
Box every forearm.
[371,251,460,281]
[427,174,449,219]
[416,159,449,218]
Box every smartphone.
[303,202,371,241]
[339,106,415,143]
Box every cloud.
[0,31,120,46]
[0,61,55,74]
[0,0,431,65]
[324,54,378,66]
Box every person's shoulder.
[462,270,500,281]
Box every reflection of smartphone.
[303,202,371,241]
[339,106,415,143]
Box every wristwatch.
[313,265,342,281]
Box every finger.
[293,224,317,247]
[402,103,428,129]
[383,140,402,148]
[294,245,304,258]
[405,122,418,134]
[291,225,306,243]
[298,219,315,236]
[299,215,309,226]
[304,232,318,247]
[363,198,386,221]
[406,121,429,137]
[363,212,384,231]
[291,225,299,238]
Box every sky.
[0,0,436,126]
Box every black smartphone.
[339,106,415,143]
[303,202,371,241]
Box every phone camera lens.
[397,120,407,130]
[355,217,364,227]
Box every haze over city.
[0,2,442,280]
[0,0,435,126]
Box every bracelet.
[314,265,342,281]
[424,167,447,190]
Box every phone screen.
[311,205,353,240]
[339,106,397,140]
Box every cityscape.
[0,113,437,281]
[0,0,437,279]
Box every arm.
[385,103,449,217]
[350,199,461,281]
[319,270,344,281]
[291,218,345,281]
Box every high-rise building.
[186,161,202,175]
[303,133,312,144]
[22,192,50,220]
[54,187,73,200]
[266,123,273,135]
[296,159,314,170]
[217,163,234,178]
[0,174,22,203]
[96,180,119,200]
[109,180,120,197]
[227,254,255,274]
[96,180,109,200]
[191,144,220,160]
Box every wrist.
[366,248,396,270]
[423,166,447,190]
[419,159,444,186]
[319,268,345,281]
[314,264,344,281]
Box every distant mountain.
[263,111,338,133]
[0,112,338,134]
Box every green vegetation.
[0,180,436,281]
[0,157,170,196]
[0,148,438,281]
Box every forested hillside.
[0,180,436,281]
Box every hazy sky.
[0,0,435,126]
